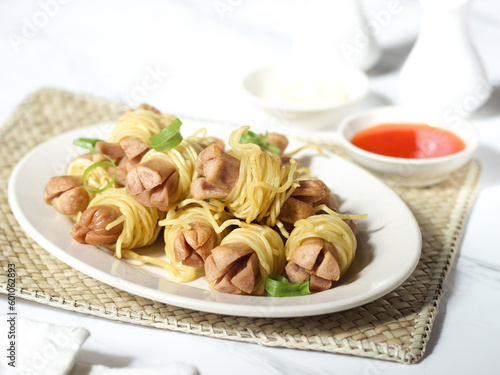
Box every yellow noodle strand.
[283,143,323,158]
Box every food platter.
[8,120,421,317]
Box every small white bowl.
[337,106,479,187]
[243,61,369,129]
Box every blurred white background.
[1,0,498,124]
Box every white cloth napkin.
[0,315,90,375]
[0,316,199,375]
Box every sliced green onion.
[239,130,281,155]
[73,138,105,156]
[150,118,183,152]
[73,138,117,194]
[82,161,116,194]
[203,198,225,203]
[265,274,310,297]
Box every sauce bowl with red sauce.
[338,106,479,187]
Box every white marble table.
[1,1,499,373]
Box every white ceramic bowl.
[242,62,369,129]
[337,106,479,187]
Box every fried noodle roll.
[204,223,286,295]
[43,175,90,216]
[71,187,162,259]
[158,199,232,283]
[71,205,124,245]
[199,126,299,227]
[126,129,213,211]
[284,207,361,292]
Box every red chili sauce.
[350,123,466,159]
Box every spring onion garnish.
[239,131,281,155]
[73,138,116,194]
[265,274,310,297]
[150,118,183,152]
[73,138,104,155]
[203,198,225,203]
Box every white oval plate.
[8,120,421,318]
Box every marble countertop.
[1,0,499,374]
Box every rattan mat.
[0,88,481,364]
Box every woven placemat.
[0,88,481,364]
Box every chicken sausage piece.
[292,179,340,213]
[194,144,240,193]
[204,242,260,294]
[51,186,90,216]
[137,103,161,114]
[108,165,128,187]
[173,222,216,267]
[211,139,225,152]
[119,138,149,161]
[285,237,340,293]
[295,181,355,233]
[202,153,240,193]
[125,158,179,211]
[195,143,222,175]
[44,176,84,204]
[93,141,125,162]
[344,219,358,237]
[43,176,90,215]
[278,197,315,224]
[309,275,334,293]
[215,253,259,294]
[190,178,228,200]
[265,133,289,155]
[71,205,124,245]
[293,181,355,234]
[292,180,329,204]
[314,193,340,212]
